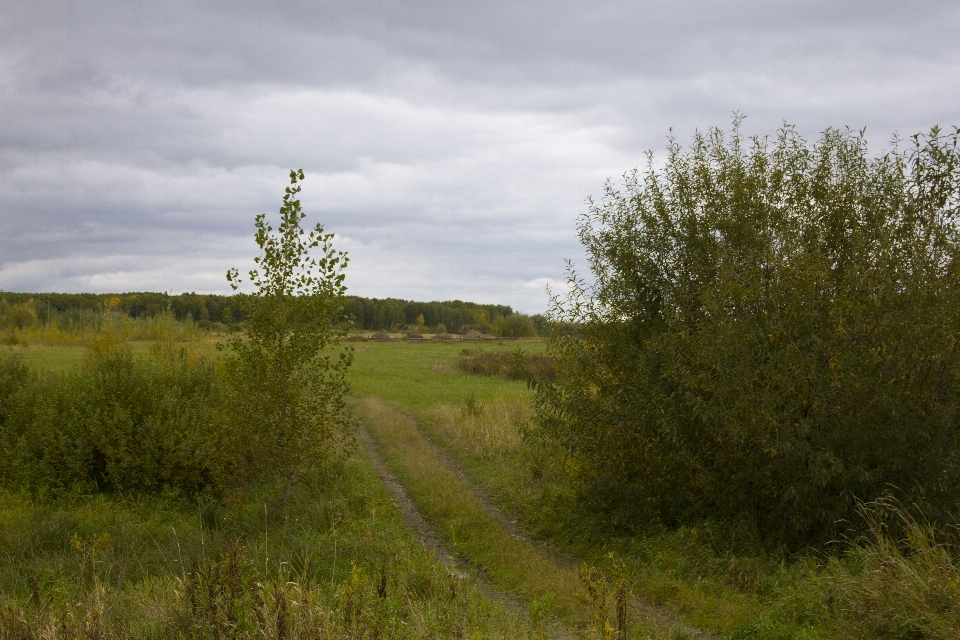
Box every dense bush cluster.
[458,348,555,382]
[0,348,229,495]
[534,123,960,544]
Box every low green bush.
[0,347,228,496]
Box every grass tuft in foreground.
[0,453,535,638]
[829,500,960,639]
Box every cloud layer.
[2,0,958,312]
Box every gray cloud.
[2,0,958,312]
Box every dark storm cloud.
[2,0,958,311]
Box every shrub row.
[0,348,229,496]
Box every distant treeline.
[0,291,235,325]
[343,297,529,333]
[0,291,542,334]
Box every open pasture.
[349,339,544,412]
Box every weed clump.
[457,348,554,382]
[828,500,960,639]
[0,455,535,638]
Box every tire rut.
[408,415,718,640]
[361,407,716,640]
[358,426,529,616]
[418,426,577,571]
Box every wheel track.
[358,426,535,621]
[410,416,717,640]
[358,398,716,639]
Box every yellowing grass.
[428,399,528,458]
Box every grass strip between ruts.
[355,395,683,638]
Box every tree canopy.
[534,121,960,544]
[226,170,353,502]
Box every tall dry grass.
[831,500,960,639]
[428,397,529,458]
[1,556,509,639]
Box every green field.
[1,340,221,372]
[2,337,958,638]
[350,340,543,411]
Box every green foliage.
[342,296,515,333]
[0,291,525,339]
[534,121,960,544]
[0,355,29,426]
[225,170,353,502]
[0,348,226,495]
[0,291,238,324]
[0,300,39,330]
[491,313,537,338]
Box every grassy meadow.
[1,333,959,638]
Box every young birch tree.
[226,169,352,503]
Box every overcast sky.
[2,1,958,312]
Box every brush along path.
[356,395,716,639]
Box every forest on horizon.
[0,290,537,334]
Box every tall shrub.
[225,170,353,503]
[492,313,537,338]
[533,122,960,543]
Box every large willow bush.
[534,122,960,544]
